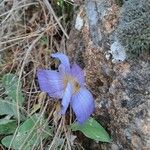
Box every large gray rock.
[67,0,150,149]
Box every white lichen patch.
[105,52,111,60]
[75,14,84,31]
[110,41,126,63]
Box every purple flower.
[37,53,95,124]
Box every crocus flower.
[37,53,94,123]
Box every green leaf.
[0,99,26,120]
[2,74,22,90]
[1,114,52,150]
[1,135,13,149]
[71,117,111,142]
[0,118,17,134]
[2,133,42,150]
[39,36,49,45]
[2,74,25,106]
[18,115,39,133]
[0,99,17,116]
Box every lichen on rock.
[110,40,126,62]
[115,0,150,57]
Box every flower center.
[63,75,80,94]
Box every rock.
[75,13,84,31]
[110,41,126,62]
[67,0,150,149]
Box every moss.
[114,0,124,7]
[115,0,150,57]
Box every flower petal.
[61,82,73,114]
[71,88,95,124]
[37,69,64,98]
[58,64,68,76]
[71,64,85,86]
[51,53,70,71]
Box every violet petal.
[37,69,64,98]
[71,88,95,124]
[61,82,73,114]
[51,53,70,71]
[71,64,85,86]
[58,64,69,77]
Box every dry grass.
[0,0,84,149]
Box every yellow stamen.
[63,75,80,94]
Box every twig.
[43,0,69,39]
